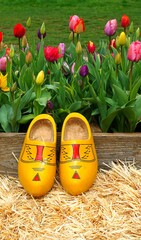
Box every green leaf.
[101,109,118,132]
[0,105,12,132]
[112,84,128,106]
[130,77,141,100]
[18,114,35,124]
[36,39,45,73]
[69,101,82,111]
[19,86,35,110]
[134,95,141,119]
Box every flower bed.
[0,15,141,133]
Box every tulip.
[9,45,14,58]
[0,72,9,92]
[13,23,26,39]
[127,40,141,62]
[0,56,7,72]
[87,41,96,53]
[36,70,44,85]
[44,46,62,62]
[109,39,116,49]
[79,65,89,77]
[69,15,80,31]
[121,15,130,29]
[58,43,66,56]
[40,22,46,35]
[0,32,3,42]
[37,29,46,39]
[25,51,32,64]
[136,27,140,39]
[26,17,31,28]
[22,35,28,48]
[47,100,54,110]
[104,19,117,36]
[76,41,82,54]
[129,21,134,34]
[115,53,121,65]
[73,18,85,34]
[118,32,126,46]
[71,62,75,74]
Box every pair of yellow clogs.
[18,113,98,197]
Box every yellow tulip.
[0,72,10,92]
[115,53,121,65]
[76,41,82,54]
[118,32,126,46]
[36,70,44,85]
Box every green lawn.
[0,0,141,47]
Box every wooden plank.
[0,132,141,176]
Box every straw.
[0,161,141,240]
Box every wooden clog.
[59,112,98,195]
[18,114,56,197]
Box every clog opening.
[29,119,54,142]
[64,117,88,141]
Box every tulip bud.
[136,27,140,39]
[87,41,96,53]
[22,35,28,48]
[36,70,44,85]
[26,17,31,28]
[9,45,14,58]
[47,100,54,110]
[79,65,89,77]
[76,41,82,54]
[40,22,46,35]
[0,41,4,51]
[0,56,7,71]
[11,82,17,92]
[116,36,120,48]
[118,32,126,46]
[25,51,32,64]
[125,37,131,48]
[115,53,121,65]
[129,21,134,34]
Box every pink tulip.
[127,41,141,62]
[69,15,79,31]
[58,43,66,56]
[104,19,118,36]
[0,56,7,71]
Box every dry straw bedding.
[0,162,141,240]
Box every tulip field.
[0,0,141,47]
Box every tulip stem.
[129,61,134,92]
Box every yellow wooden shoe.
[59,112,98,196]
[18,114,56,197]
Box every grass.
[0,0,141,48]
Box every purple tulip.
[104,19,118,36]
[47,100,54,110]
[37,29,46,39]
[79,65,89,77]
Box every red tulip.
[73,18,85,34]
[104,19,117,36]
[109,39,116,49]
[127,41,141,62]
[44,46,62,62]
[13,23,26,38]
[121,15,130,28]
[0,32,3,42]
[87,41,96,53]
